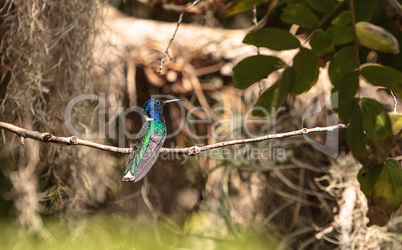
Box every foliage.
[224,0,270,16]
[232,0,402,227]
[358,159,402,227]
[243,28,300,50]
[356,21,400,54]
[233,55,286,89]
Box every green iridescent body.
[124,119,166,181]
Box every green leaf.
[331,10,352,26]
[376,160,402,207]
[280,4,319,29]
[326,26,354,45]
[290,48,319,95]
[358,163,383,196]
[224,0,269,16]
[360,65,402,97]
[233,55,286,89]
[331,72,359,122]
[346,104,369,164]
[307,0,336,13]
[353,0,378,22]
[310,30,335,57]
[361,98,394,168]
[243,28,300,51]
[347,98,394,170]
[356,21,400,54]
[361,98,393,142]
[328,47,356,85]
[390,114,402,136]
[252,67,295,116]
[358,159,402,227]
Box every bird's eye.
[155,101,160,105]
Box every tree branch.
[0,121,347,156]
[0,121,133,153]
[135,0,210,15]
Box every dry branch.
[134,0,216,15]
[0,121,346,156]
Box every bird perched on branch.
[123,98,183,182]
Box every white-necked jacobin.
[122,98,183,182]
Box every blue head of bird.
[143,98,183,121]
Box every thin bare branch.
[135,0,207,15]
[0,121,347,156]
[0,121,132,153]
[158,0,205,73]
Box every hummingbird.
[122,98,183,182]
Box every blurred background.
[0,0,401,249]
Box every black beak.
[164,99,184,104]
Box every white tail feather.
[122,171,135,182]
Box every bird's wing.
[123,119,166,182]
[123,121,152,182]
[133,132,166,182]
